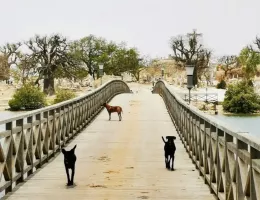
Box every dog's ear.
[70,145,77,152]
[162,136,166,143]
[62,149,66,154]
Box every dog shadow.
[66,183,77,189]
[104,119,122,122]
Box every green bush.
[222,80,260,113]
[8,84,47,111]
[53,89,76,104]
[216,79,227,89]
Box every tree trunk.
[43,77,55,95]
[92,73,96,80]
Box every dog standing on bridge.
[62,145,77,186]
[162,136,176,171]
[103,102,123,121]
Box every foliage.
[0,42,22,69]
[53,89,76,104]
[26,34,80,95]
[238,47,260,80]
[8,84,47,111]
[218,55,239,80]
[54,65,88,82]
[216,79,227,89]
[1,33,146,92]
[0,55,10,80]
[70,36,145,80]
[70,35,106,79]
[170,29,211,86]
[222,80,260,113]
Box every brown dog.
[103,103,123,121]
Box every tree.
[124,48,145,81]
[170,30,211,86]
[70,35,106,79]
[238,47,260,81]
[103,45,144,79]
[26,34,79,95]
[0,42,22,69]
[16,54,38,84]
[218,55,239,80]
[98,41,119,76]
[0,55,10,80]
[222,80,260,113]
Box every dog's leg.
[171,155,175,171]
[118,112,121,121]
[165,155,169,169]
[65,167,70,186]
[109,112,111,120]
[71,166,75,185]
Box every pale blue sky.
[0,0,259,58]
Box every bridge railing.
[0,80,130,195]
[153,81,260,200]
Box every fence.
[183,93,218,104]
[0,80,130,196]
[153,80,260,200]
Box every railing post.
[43,111,49,158]
[5,122,13,194]
[250,146,259,200]
[225,133,233,200]
[27,116,34,176]
[16,119,24,184]
[56,107,61,151]
[36,113,42,168]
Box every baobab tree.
[170,29,211,86]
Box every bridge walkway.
[4,85,215,200]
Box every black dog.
[162,136,176,171]
[62,145,77,186]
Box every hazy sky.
[0,0,259,58]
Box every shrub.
[8,84,47,111]
[222,80,260,113]
[216,79,227,89]
[53,89,76,104]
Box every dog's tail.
[162,136,166,143]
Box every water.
[0,111,26,120]
[212,114,260,137]
[0,110,27,131]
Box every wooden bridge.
[1,80,260,200]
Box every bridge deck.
[5,85,215,200]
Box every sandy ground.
[0,77,119,111]
[0,79,226,113]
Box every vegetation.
[53,89,76,104]
[169,29,211,86]
[3,29,260,113]
[216,79,227,89]
[8,84,47,111]
[222,80,260,113]
[0,55,9,80]
[0,33,146,95]
[218,55,239,80]
[238,46,260,81]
